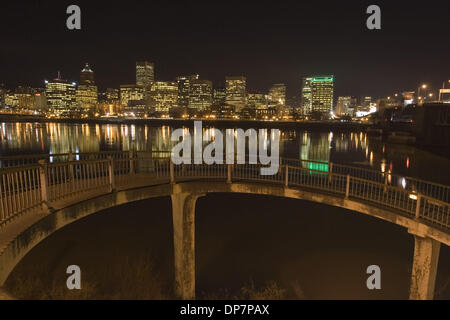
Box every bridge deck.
[0,157,449,255]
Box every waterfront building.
[213,88,226,107]
[120,85,145,108]
[136,61,155,87]
[269,84,286,106]
[45,75,76,114]
[176,76,190,108]
[301,77,313,115]
[311,76,334,115]
[189,80,212,110]
[149,81,178,113]
[226,76,246,111]
[335,96,352,116]
[80,63,95,85]
[247,93,268,109]
[76,63,98,111]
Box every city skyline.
[1,1,449,99]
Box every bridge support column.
[409,236,441,300]
[171,193,202,300]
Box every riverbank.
[0,114,369,131]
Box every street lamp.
[418,84,427,104]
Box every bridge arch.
[0,181,448,300]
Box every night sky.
[1,0,449,99]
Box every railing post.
[38,160,49,211]
[227,164,232,184]
[170,161,175,184]
[415,194,422,219]
[68,151,75,182]
[285,165,289,187]
[129,150,135,175]
[345,174,350,199]
[108,157,115,192]
[384,174,388,193]
[329,162,333,183]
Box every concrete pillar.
[171,193,202,300]
[409,236,441,300]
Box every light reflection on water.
[0,122,449,185]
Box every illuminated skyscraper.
[226,76,246,111]
[149,81,178,112]
[311,76,334,114]
[301,77,313,115]
[213,88,226,106]
[136,61,155,88]
[177,76,190,108]
[269,84,286,106]
[76,63,98,111]
[189,80,212,110]
[80,63,95,85]
[45,75,76,114]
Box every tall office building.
[269,84,286,106]
[45,75,76,114]
[149,81,178,112]
[136,61,155,88]
[301,77,313,115]
[311,76,334,114]
[80,63,95,85]
[189,80,212,110]
[76,63,98,111]
[213,88,226,106]
[226,76,246,111]
[176,76,190,108]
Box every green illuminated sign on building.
[312,77,334,82]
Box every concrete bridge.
[0,151,449,300]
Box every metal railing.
[282,158,450,204]
[0,154,449,232]
[0,165,42,224]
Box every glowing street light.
[417,84,428,104]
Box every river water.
[1,121,450,299]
